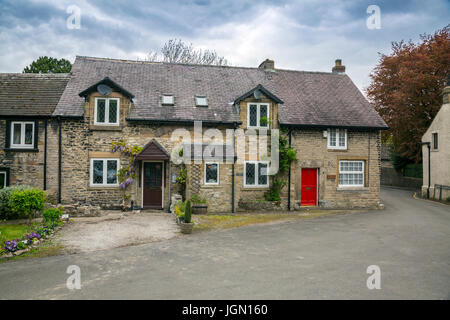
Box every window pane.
[0,173,5,188]
[205,163,218,183]
[108,100,118,123]
[13,123,21,145]
[339,129,346,147]
[24,123,33,145]
[249,105,257,127]
[196,97,207,106]
[106,160,118,184]
[433,133,438,149]
[246,163,255,185]
[97,99,106,123]
[258,163,268,185]
[93,160,104,184]
[329,129,336,146]
[259,105,268,127]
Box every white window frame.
[327,128,347,150]
[247,103,270,129]
[10,121,35,149]
[338,160,364,187]
[244,161,269,187]
[90,158,120,187]
[94,97,120,126]
[0,171,6,188]
[162,95,174,105]
[195,96,208,107]
[204,162,219,185]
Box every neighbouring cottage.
[421,79,450,200]
[0,57,388,212]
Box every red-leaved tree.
[366,25,450,164]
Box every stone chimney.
[443,75,450,104]
[258,59,275,71]
[332,59,345,74]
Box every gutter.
[280,123,389,131]
[126,118,242,127]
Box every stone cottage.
[0,56,388,212]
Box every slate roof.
[53,56,387,129]
[0,73,69,117]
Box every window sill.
[4,148,38,152]
[327,148,348,151]
[336,186,369,192]
[90,125,123,131]
[203,184,220,188]
[242,186,270,190]
[88,185,120,190]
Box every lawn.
[0,223,31,241]
[193,210,356,232]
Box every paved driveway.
[0,187,449,299]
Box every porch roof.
[136,139,170,160]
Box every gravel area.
[57,210,179,253]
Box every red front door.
[301,168,317,206]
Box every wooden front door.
[301,168,317,206]
[143,162,163,208]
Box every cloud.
[0,0,448,93]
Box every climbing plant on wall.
[111,140,143,210]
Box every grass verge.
[193,210,355,232]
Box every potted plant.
[180,200,194,234]
[191,194,208,214]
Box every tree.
[23,56,72,73]
[366,25,449,164]
[147,39,229,66]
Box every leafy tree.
[23,56,72,73]
[366,25,449,164]
[148,39,229,66]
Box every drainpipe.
[231,122,237,213]
[43,119,47,190]
[420,142,431,199]
[58,116,62,204]
[288,128,292,211]
[168,158,171,213]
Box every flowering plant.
[111,140,143,210]
[4,240,18,252]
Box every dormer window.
[94,97,120,125]
[195,96,208,107]
[247,103,269,128]
[162,95,174,106]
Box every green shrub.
[446,196,450,203]
[191,194,207,204]
[264,178,286,202]
[0,186,32,220]
[42,208,62,224]
[9,188,45,222]
[184,200,192,223]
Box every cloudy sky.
[0,0,448,92]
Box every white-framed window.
[339,160,364,187]
[195,96,208,107]
[10,121,35,149]
[90,158,120,186]
[244,161,269,187]
[432,132,438,150]
[247,103,270,128]
[94,97,120,125]
[328,128,347,149]
[0,171,6,189]
[204,162,219,185]
[162,95,174,105]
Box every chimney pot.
[332,59,345,74]
[258,59,275,71]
